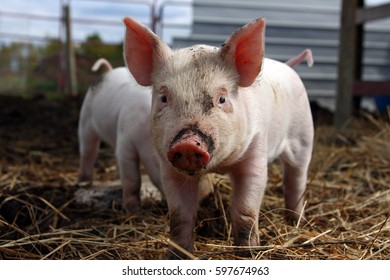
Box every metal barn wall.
[172,0,390,110]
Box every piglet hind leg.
[282,161,309,224]
[281,140,313,224]
[197,174,214,202]
[116,141,142,213]
[138,140,163,195]
[78,126,100,184]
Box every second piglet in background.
[78,59,162,212]
[123,17,314,258]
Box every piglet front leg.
[161,164,200,259]
[230,146,268,250]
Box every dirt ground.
[0,95,389,259]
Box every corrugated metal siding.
[172,0,390,109]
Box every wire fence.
[0,0,192,97]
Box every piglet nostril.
[173,152,182,161]
[167,134,211,175]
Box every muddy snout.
[167,128,214,175]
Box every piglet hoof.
[166,250,185,260]
[232,248,258,259]
[284,209,306,226]
[165,239,195,260]
[122,195,141,214]
[77,174,93,187]
[166,248,193,260]
[232,240,260,259]
[77,181,92,188]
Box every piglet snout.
[167,131,211,175]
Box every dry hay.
[0,95,389,260]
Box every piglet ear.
[220,18,265,87]
[123,17,171,86]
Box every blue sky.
[0,0,192,45]
[0,0,388,46]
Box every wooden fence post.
[63,4,78,96]
[334,0,364,128]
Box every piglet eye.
[159,94,168,103]
[157,86,170,104]
[215,87,228,108]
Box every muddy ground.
[0,95,389,259]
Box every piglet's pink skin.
[285,49,314,68]
[78,60,212,212]
[123,17,314,258]
[78,60,162,212]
